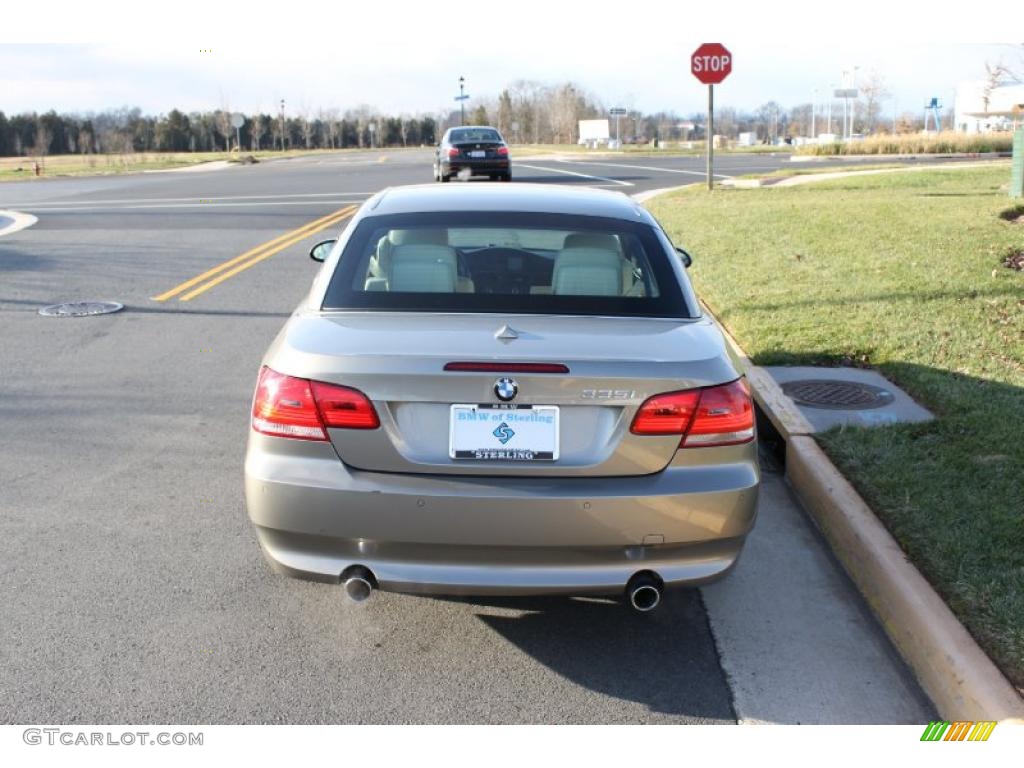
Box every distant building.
[954,81,1024,133]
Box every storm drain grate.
[781,379,895,410]
[38,301,124,318]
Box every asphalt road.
[0,149,935,723]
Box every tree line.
[0,75,926,158]
[0,106,441,157]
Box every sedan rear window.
[449,128,502,143]
[322,212,694,318]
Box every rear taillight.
[447,148,460,158]
[629,390,700,435]
[683,379,754,447]
[630,379,754,448]
[251,367,378,440]
[311,380,380,429]
[497,146,509,156]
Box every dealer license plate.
[449,404,559,461]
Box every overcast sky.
[2,5,1020,119]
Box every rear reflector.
[630,378,754,448]
[444,362,570,374]
[251,367,378,441]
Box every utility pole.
[279,99,286,151]
[827,84,834,134]
[811,89,817,139]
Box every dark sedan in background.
[433,126,511,182]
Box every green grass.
[0,147,407,181]
[646,167,1024,690]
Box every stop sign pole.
[691,43,732,190]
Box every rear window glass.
[321,212,694,318]
[449,128,502,143]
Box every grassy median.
[0,147,412,181]
[646,165,1024,690]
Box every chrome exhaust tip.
[626,572,663,613]
[342,566,375,603]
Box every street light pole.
[279,99,286,151]
[811,89,817,139]
[459,76,465,125]
[827,84,834,134]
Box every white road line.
[15,199,369,212]
[516,163,635,187]
[0,209,38,237]
[557,159,734,179]
[9,192,374,208]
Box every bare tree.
[982,61,1011,113]
[250,114,265,151]
[34,121,52,168]
[858,72,889,134]
[214,109,232,151]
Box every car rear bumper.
[442,158,510,175]
[244,432,759,595]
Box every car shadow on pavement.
[0,245,55,272]
[428,590,736,721]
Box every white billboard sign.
[578,119,610,141]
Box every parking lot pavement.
[0,152,935,723]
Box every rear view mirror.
[310,239,336,263]
[675,247,693,268]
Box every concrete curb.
[789,151,1013,163]
[710,305,1024,722]
[143,160,233,174]
[771,161,1008,187]
[635,182,1024,722]
[786,436,1024,722]
[0,209,38,237]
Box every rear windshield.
[321,212,694,318]
[449,128,502,143]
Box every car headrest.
[389,244,457,293]
[552,247,623,296]
[562,232,621,252]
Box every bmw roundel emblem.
[494,377,518,402]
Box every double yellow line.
[152,204,357,302]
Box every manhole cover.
[38,301,124,318]
[781,379,895,410]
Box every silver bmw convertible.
[244,183,759,612]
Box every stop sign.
[691,43,732,85]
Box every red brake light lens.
[629,379,754,447]
[630,390,700,435]
[251,367,379,440]
[447,148,460,158]
[683,378,754,447]
[252,367,327,441]
[444,362,569,374]
[311,381,380,429]
[497,146,509,156]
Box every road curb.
[637,183,1024,722]
[789,151,1013,163]
[0,209,38,237]
[786,435,1024,722]
[710,305,1024,722]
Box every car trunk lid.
[271,312,737,477]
